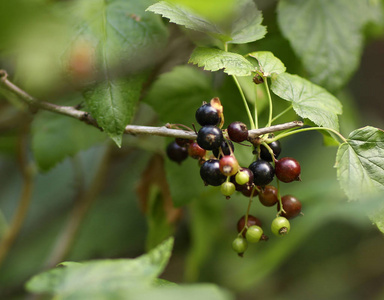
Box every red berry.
[278,195,302,219]
[275,157,301,183]
[259,185,278,206]
[219,155,239,176]
[188,142,206,159]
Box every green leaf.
[70,0,168,146]
[335,126,384,202]
[270,73,342,131]
[146,1,223,35]
[248,51,286,77]
[32,103,106,171]
[277,0,382,91]
[84,75,146,147]
[147,0,266,44]
[227,0,267,44]
[26,237,174,297]
[189,47,255,76]
[143,65,214,125]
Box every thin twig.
[0,69,304,140]
[0,117,34,269]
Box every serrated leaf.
[146,1,223,35]
[189,47,255,76]
[277,0,382,91]
[69,0,168,146]
[271,73,342,130]
[228,0,267,44]
[32,102,106,171]
[248,51,286,77]
[147,0,266,45]
[335,126,384,202]
[26,237,174,297]
[84,75,146,147]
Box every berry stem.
[232,76,256,130]
[276,179,286,216]
[269,126,347,144]
[264,77,273,127]
[270,105,293,124]
[254,84,259,129]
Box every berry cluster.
[166,98,303,257]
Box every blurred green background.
[0,0,384,299]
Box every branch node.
[0,70,8,81]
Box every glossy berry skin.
[219,155,239,176]
[235,169,250,185]
[259,140,282,162]
[271,216,290,237]
[188,142,206,159]
[278,195,302,219]
[195,103,220,126]
[200,159,226,186]
[196,126,223,151]
[259,185,278,207]
[249,160,275,186]
[166,141,188,164]
[232,237,248,256]
[227,121,248,143]
[275,157,301,183]
[237,215,262,237]
[221,182,235,197]
[241,185,258,198]
[212,140,234,158]
[245,225,263,243]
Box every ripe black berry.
[249,160,275,186]
[196,126,223,150]
[278,195,302,219]
[200,159,226,186]
[275,157,301,183]
[259,140,282,161]
[195,103,220,126]
[212,139,234,158]
[259,185,278,206]
[227,121,248,143]
[166,141,188,164]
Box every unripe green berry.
[271,216,290,237]
[232,236,248,255]
[221,181,235,197]
[245,225,263,243]
[235,170,250,185]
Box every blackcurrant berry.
[275,157,301,183]
[175,138,193,147]
[259,185,278,207]
[278,195,302,219]
[195,103,220,126]
[245,225,263,243]
[166,141,188,164]
[227,121,248,143]
[196,126,223,151]
[188,141,206,159]
[200,159,226,186]
[232,237,248,256]
[221,181,235,198]
[235,169,250,185]
[237,215,262,237]
[271,216,290,237]
[249,160,275,186]
[259,140,282,162]
[241,185,258,197]
[212,139,234,158]
[219,155,239,176]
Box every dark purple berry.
[200,159,226,186]
[166,141,188,164]
[275,157,301,183]
[212,139,234,158]
[227,121,248,143]
[196,126,223,151]
[278,195,302,219]
[195,103,220,126]
[237,215,262,237]
[249,160,275,186]
[260,140,282,161]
